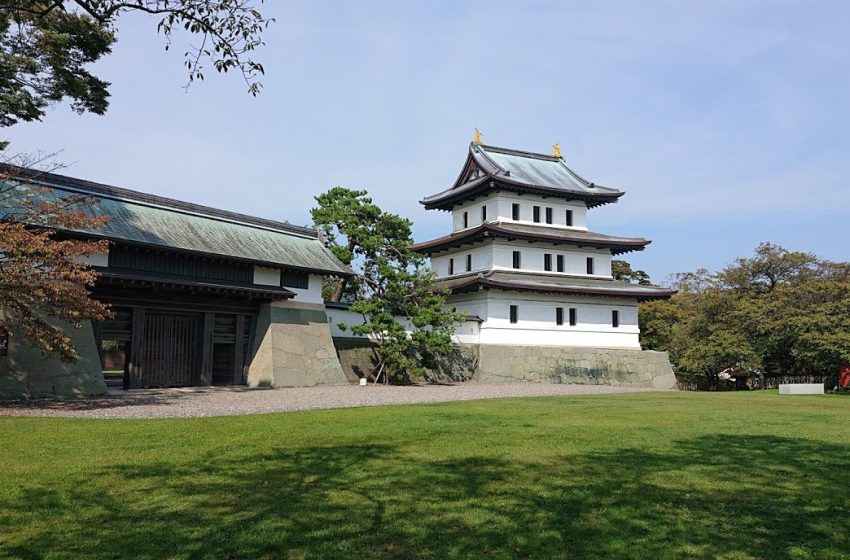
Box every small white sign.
[779,383,824,395]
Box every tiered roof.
[415,140,675,301]
[410,222,650,255]
[440,270,676,302]
[421,143,623,210]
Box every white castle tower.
[411,137,674,348]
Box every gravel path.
[0,383,669,420]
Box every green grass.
[1,392,849,560]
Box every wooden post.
[233,314,245,385]
[128,307,146,389]
[199,312,215,386]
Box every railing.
[676,374,829,392]
[747,375,828,391]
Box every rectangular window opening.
[509,305,518,324]
[544,253,552,271]
[463,211,468,229]
[586,257,594,275]
[448,258,454,275]
[556,307,564,326]
[566,209,573,227]
[569,308,577,326]
[545,207,553,224]
[533,206,541,223]
[481,205,487,221]
[512,251,521,269]
[512,203,520,221]
[281,270,309,289]
[466,254,472,272]
[612,310,620,328]
[556,255,564,273]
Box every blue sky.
[8,1,850,283]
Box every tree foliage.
[640,243,850,386]
[0,0,272,126]
[0,1,271,360]
[0,155,110,361]
[612,259,651,285]
[311,187,462,383]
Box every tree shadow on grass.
[3,436,849,559]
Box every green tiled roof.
[421,143,624,210]
[1,165,352,276]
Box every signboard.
[0,326,7,357]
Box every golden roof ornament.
[473,128,483,145]
[553,143,562,158]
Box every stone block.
[247,302,348,388]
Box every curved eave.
[50,228,355,277]
[420,176,623,211]
[446,276,676,302]
[96,269,297,299]
[410,225,650,256]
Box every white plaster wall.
[492,193,588,230]
[448,291,640,349]
[431,240,612,279]
[451,199,493,231]
[326,306,417,339]
[452,319,480,344]
[288,273,324,304]
[75,251,109,267]
[491,240,612,278]
[253,265,281,286]
[450,193,589,232]
[326,307,369,338]
[431,244,494,277]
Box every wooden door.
[141,312,201,388]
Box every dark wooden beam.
[128,308,146,389]
[233,314,245,385]
[199,312,215,386]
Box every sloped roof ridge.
[477,143,560,162]
[1,164,318,239]
[474,143,620,193]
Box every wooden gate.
[138,312,202,388]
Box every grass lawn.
[1,392,849,560]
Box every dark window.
[533,206,541,223]
[481,205,487,221]
[569,308,577,326]
[556,307,564,326]
[612,310,620,328]
[586,257,594,275]
[512,251,521,269]
[545,207,553,224]
[544,253,552,271]
[463,211,468,228]
[466,254,472,272]
[448,258,454,275]
[281,269,309,289]
[512,203,520,220]
[565,209,573,226]
[557,255,564,272]
[509,305,518,324]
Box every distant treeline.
[619,243,850,386]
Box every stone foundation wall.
[0,312,106,399]
[333,338,478,383]
[475,345,676,389]
[247,301,349,387]
[332,339,673,388]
